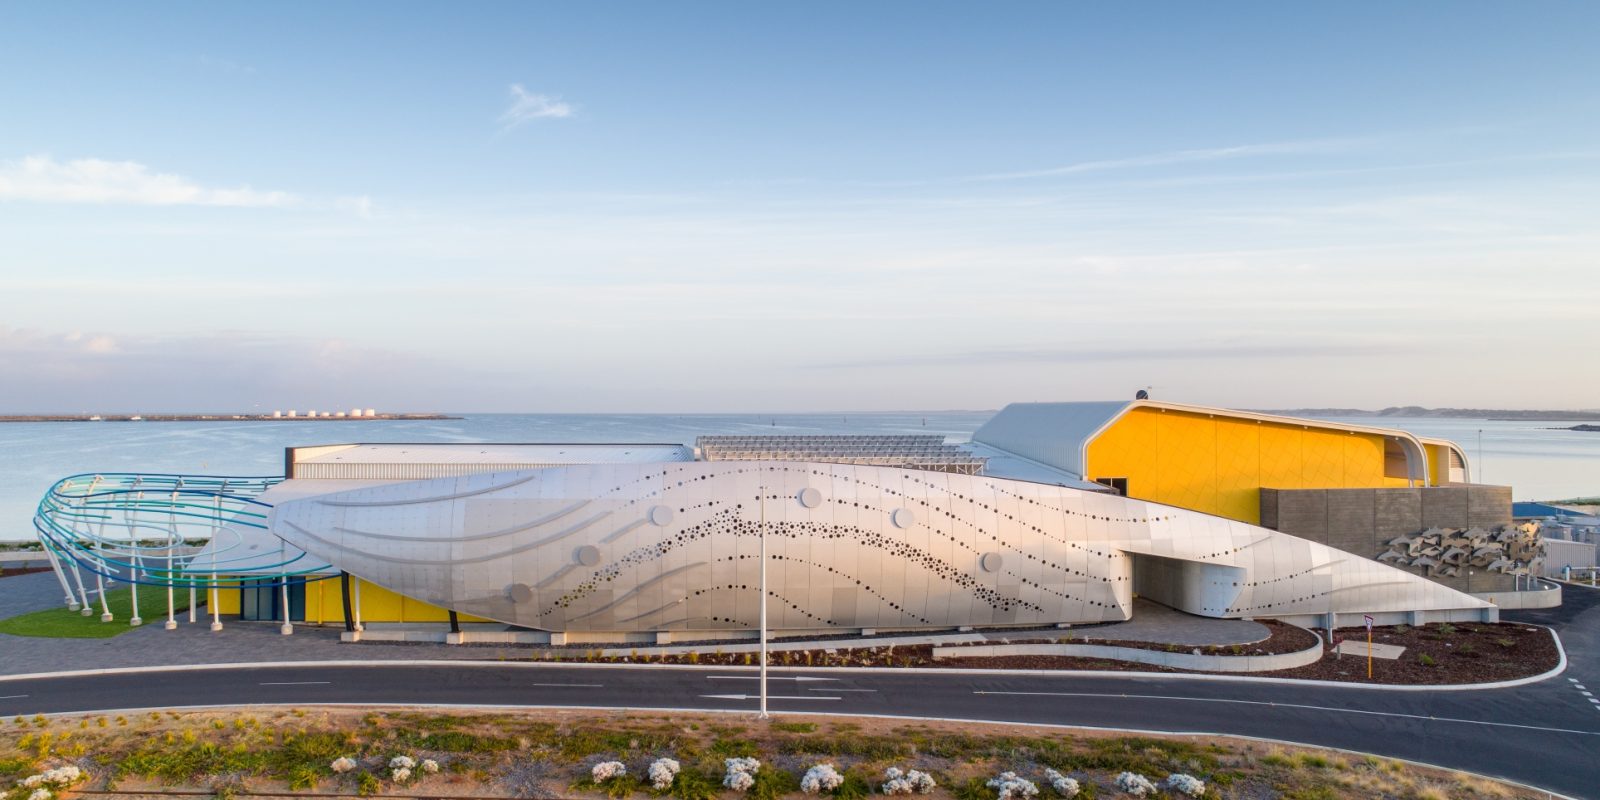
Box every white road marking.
[816,688,877,692]
[1570,678,1580,683]
[0,694,27,700]
[1582,692,1593,697]
[707,675,838,682]
[258,681,331,686]
[531,683,604,688]
[972,691,1600,737]
[701,694,840,701]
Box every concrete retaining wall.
[1472,581,1562,610]
[930,633,1323,673]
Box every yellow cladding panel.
[1087,408,1400,524]
[1214,418,1262,523]
[212,585,241,614]
[1300,429,1347,487]
[1086,406,1158,483]
[1343,434,1385,486]
[1155,410,1217,515]
[1426,444,1446,486]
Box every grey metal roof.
[970,401,1131,477]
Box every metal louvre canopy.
[696,435,988,474]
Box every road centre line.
[707,675,838,682]
[0,695,27,700]
[701,694,840,701]
[531,683,604,688]
[972,691,1600,737]
[815,688,877,692]
[258,681,331,686]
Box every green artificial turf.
[0,587,193,638]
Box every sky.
[0,2,1597,413]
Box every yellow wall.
[1085,407,1404,524]
[211,576,488,623]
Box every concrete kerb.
[0,622,1565,692]
[932,631,1324,673]
[15,702,1582,800]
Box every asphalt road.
[3,584,1597,798]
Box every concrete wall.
[1262,484,1515,593]
[931,633,1324,673]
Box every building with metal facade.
[33,401,1506,640]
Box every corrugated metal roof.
[971,401,1131,477]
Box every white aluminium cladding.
[268,459,1487,633]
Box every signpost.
[1363,614,1374,679]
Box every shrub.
[723,757,760,792]
[986,771,1038,800]
[330,756,358,773]
[1042,768,1079,797]
[649,758,681,790]
[801,763,844,794]
[1112,771,1157,797]
[1162,773,1205,797]
[1418,653,1437,667]
[593,761,629,783]
[881,767,937,795]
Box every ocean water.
[2,411,1596,540]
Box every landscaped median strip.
[0,707,1568,800]
[0,620,1566,693]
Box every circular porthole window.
[797,487,822,508]
[891,508,914,529]
[575,545,601,566]
[507,583,534,604]
[649,505,674,526]
[979,552,1004,573]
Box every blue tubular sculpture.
[33,473,334,629]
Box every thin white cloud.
[499,84,573,130]
[0,155,297,207]
[968,137,1372,182]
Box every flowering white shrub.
[882,767,936,795]
[593,761,629,783]
[987,771,1038,800]
[649,758,681,790]
[1042,768,1079,797]
[723,757,761,792]
[391,767,412,783]
[802,763,844,794]
[1113,771,1158,797]
[1163,774,1205,797]
[388,755,415,770]
[421,759,440,774]
[330,757,358,774]
[15,764,85,799]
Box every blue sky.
[1,2,1596,412]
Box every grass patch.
[0,587,192,639]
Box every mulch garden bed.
[512,619,1557,685]
[1260,621,1559,685]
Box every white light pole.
[758,480,769,719]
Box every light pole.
[758,480,769,719]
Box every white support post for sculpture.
[166,489,178,629]
[70,557,92,616]
[210,578,222,631]
[43,545,78,611]
[97,573,113,622]
[127,490,143,626]
[279,578,293,636]
[352,578,364,632]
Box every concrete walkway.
[0,573,1266,675]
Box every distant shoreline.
[0,414,460,423]
[1269,406,1600,422]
